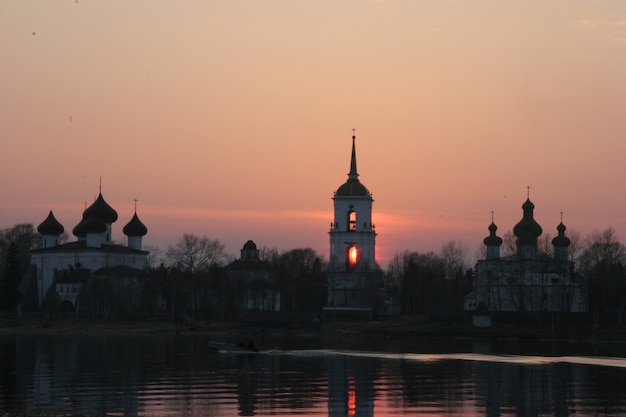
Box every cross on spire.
[133,198,139,212]
[348,129,359,179]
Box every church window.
[348,211,357,231]
[347,246,358,270]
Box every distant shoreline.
[1,314,626,345]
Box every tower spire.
[349,129,359,180]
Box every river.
[1,331,626,416]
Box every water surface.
[2,333,626,416]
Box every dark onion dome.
[82,212,107,234]
[243,240,257,250]
[483,222,503,247]
[335,135,371,197]
[123,213,148,236]
[513,198,543,244]
[37,210,64,235]
[73,219,86,238]
[552,222,571,247]
[83,193,118,223]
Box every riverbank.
[2,314,626,344]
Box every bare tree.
[566,229,583,262]
[165,234,228,273]
[537,233,553,257]
[578,228,626,276]
[578,228,626,324]
[144,245,164,269]
[0,223,41,272]
[271,248,327,312]
[259,246,280,263]
[440,240,468,280]
[501,230,516,257]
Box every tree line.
[1,223,625,322]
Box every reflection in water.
[1,334,626,416]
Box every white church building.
[31,192,149,309]
[467,195,587,319]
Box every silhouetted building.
[223,240,280,313]
[466,195,586,317]
[30,192,149,310]
[325,133,380,319]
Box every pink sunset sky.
[1,1,625,266]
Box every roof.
[37,210,64,235]
[224,259,272,272]
[242,240,257,250]
[93,265,148,277]
[513,198,542,244]
[335,179,371,197]
[123,212,148,236]
[334,134,372,198]
[483,222,503,247]
[82,213,107,234]
[552,222,571,247]
[83,193,118,223]
[31,240,148,255]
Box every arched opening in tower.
[348,210,357,232]
[348,246,358,267]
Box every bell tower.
[327,132,378,315]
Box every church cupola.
[483,213,503,260]
[37,210,64,248]
[552,214,571,261]
[241,240,260,262]
[83,192,118,243]
[513,192,542,259]
[73,218,87,240]
[123,212,148,250]
[83,212,107,248]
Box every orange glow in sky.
[2,1,626,266]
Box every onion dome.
[82,212,107,234]
[513,198,542,244]
[37,210,64,235]
[73,219,86,238]
[83,193,118,223]
[123,213,148,237]
[335,135,371,197]
[552,222,571,248]
[483,221,503,247]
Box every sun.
[348,246,358,265]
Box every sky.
[1,1,626,266]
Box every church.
[324,133,382,319]
[467,194,587,319]
[30,192,149,311]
